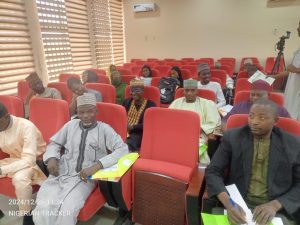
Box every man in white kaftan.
[33,93,128,225]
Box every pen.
[230,198,240,212]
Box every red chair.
[85,83,116,103]
[131,66,143,75]
[124,86,160,107]
[48,82,73,104]
[135,61,147,66]
[131,107,203,225]
[234,91,284,106]
[78,102,130,221]
[210,77,222,86]
[195,58,214,67]
[181,65,198,77]
[181,69,192,79]
[154,65,171,76]
[165,61,182,67]
[0,98,69,199]
[164,58,176,62]
[150,68,161,77]
[59,74,81,82]
[155,60,166,65]
[97,74,110,84]
[123,63,135,72]
[121,75,136,85]
[131,59,142,63]
[265,57,285,90]
[214,65,233,77]
[150,77,161,87]
[147,58,159,62]
[181,57,194,62]
[235,78,251,94]
[226,114,300,136]
[17,80,30,103]
[89,68,107,76]
[175,88,216,102]
[211,69,227,88]
[0,95,24,117]
[236,71,249,79]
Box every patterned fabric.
[247,137,270,206]
[127,99,148,127]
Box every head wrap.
[250,80,272,92]
[25,72,41,83]
[130,78,144,87]
[198,63,210,74]
[183,78,198,88]
[244,58,253,65]
[77,93,96,107]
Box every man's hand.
[127,125,134,132]
[79,162,103,182]
[207,133,217,141]
[226,203,247,225]
[253,200,282,225]
[47,158,59,177]
[287,64,297,73]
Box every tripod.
[271,50,287,90]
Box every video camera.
[276,31,291,51]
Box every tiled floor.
[0,194,119,225]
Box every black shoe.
[23,213,34,225]
[0,210,4,219]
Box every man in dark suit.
[205,99,300,225]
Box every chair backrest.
[181,69,192,80]
[210,69,227,88]
[175,88,216,102]
[154,65,171,76]
[97,74,110,84]
[226,114,300,136]
[181,57,194,62]
[123,63,135,72]
[181,65,198,77]
[235,78,251,94]
[140,107,199,167]
[59,74,81,82]
[164,58,176,62]
[85,83,116,103]
[150,77,161,87]
[118,68,132,76]
[234,91,284,106]
[210,77,222,86]
[124,86,160,107]
[135,61,148,66]
[214,65,233,77]
[150,69,161,77]
[89,68,107,76]
[48,82,73,104]
[29,98,70,143]
[147,58,159,62]
[96,102,127,141]
[195,58,214,67]
[0,95,24,117]
[265,57,284,74]
[131,66,143,75]
[236,71,249,79]
[121,75,136,85]
[17,80,30,103]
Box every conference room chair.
[234,91,284,106]
[0,95,24,117]
[96,74,110,84]
[47,82,73,104]
[234,78,251,94]
[154,65,171,76]
[210,69,227,89]
[85,83,116,104]
[131,107,204,225]
[17,80,30,103]
[181,57,194,62]
[121,75,135,85]
[175,88,216,102]
[89,68,107,76]
[58,73,80,82]
[181,65,198,77]
[195,58,214,67]
[124,85,160,107]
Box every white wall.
[124,0,300,67]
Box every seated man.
[67,77,102,116]
[243,58,254,71]
[0,103,47,225]
[122,78,156,151]
[222,80,290,129]
[205,99,300,225]
[169,79,221,162]
[82,70,99,84]
[214,61,234,90]
[25,72,62,118]
[111,70,127,105]
[33,93,128,225]
[197,63,226,108]
[246,64,259,77]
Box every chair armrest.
[0,149,9,160]
[186,166,206,225]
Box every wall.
[123,0,300,67]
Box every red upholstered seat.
[78,102,130,221]
[132,108,204,225]
[47,82,73,104]
[154,65,170,76]
[150,77,160,87]
[124,85,160,107]
[59,74,80,82]
[235,78,251,94]
[85,83,116,103]
[121,75,135,85]
[234,91,284,106]
[96,74,110,84]
[211,69,227,88]
[181,65,198,77]
[118,68,132,75]
[236,71,249,79]
[0,95,24,117]
[175,88,216,102]
[17,80,30,103]
[88,68,107,76]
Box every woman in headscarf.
[170,66,183,89]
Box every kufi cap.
[130,78,144,87]
[250,80,272,92]
[198,63,210,74]
[184,78,198,88]
[77,93,96,107]
[244,58,253,65]
[25,72,40,83]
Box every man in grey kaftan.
[32,93,128,225]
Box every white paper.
[247,70,275,85]
[225,184,283,225]
[218,104,233,117]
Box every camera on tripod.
[276,31,291,51]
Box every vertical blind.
[0,0,35,95]
[36,0,73,81]
[66,0,93,74]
